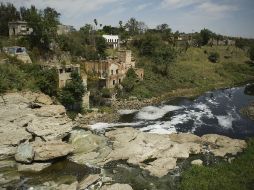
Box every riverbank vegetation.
[179,138,254,190]
[119,44,254,99]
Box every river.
[91,84,254,140]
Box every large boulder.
[15,142,34,164]
[68,130,111,166]
[26,117,73,141]
[33,141,74,161]
[201,134,247,157]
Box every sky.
[1,0,254,38]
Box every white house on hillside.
[102,35,119,49]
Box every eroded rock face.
[104,128,202,177]
[0,92,74,160]
[201,134,247,157]
[33,141,74,161]
[101,128,246,178]
[68,130,111,166]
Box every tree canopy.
[59,71,85,111]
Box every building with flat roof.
[102,35,120,49]
[8,21,33,37]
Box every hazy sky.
[2,0,254,38]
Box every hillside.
[122,46,254,99]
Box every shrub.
[101,88,111,98]
[122,68,138,92]
[208,52,220,63]
[59,71,85,111]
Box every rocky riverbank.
[0,92,249,190]
[240,102,254,120]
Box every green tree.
[0,3,20,36]
[21,6,60,51]
[37,68,58,97]
[200,28,213,46]
[152,45,176,76]
[208,52,220,63]
[59,71,85,111]
[80,24,93,34]
[95,36,107,58]
[122,68,138,92]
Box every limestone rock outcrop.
[0,92,74,160]
[102,128,246,178]
[33,141,74,161]
[68,130,111,166]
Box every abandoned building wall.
[83,61,109,76]
[8,21,33,37]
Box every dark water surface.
[118,84,254,139]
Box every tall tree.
[0,3,20,36]
[22,6,60,50]
[200,28,213,46]
[59,71,85,111]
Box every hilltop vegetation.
[1,2,254,103]
[119,42,254,99]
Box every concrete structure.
[57,25,75,35]
[102,35,120,49]
[43,64,90,109]
[3,46,32,64]
[208,38,236,46]
[8,21,33,37]
[84,50,144,89]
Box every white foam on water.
[216,115,235,129]
[89,122,143,131]
[206,98,219,106]
[136,105,183,120]
[140,121,177,134]
[118,109,138,115]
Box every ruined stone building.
[83,50,144,89]
[102,35,120,49]
[8,21,33,37]
[43,64,90,109]
[208,38,236,46]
